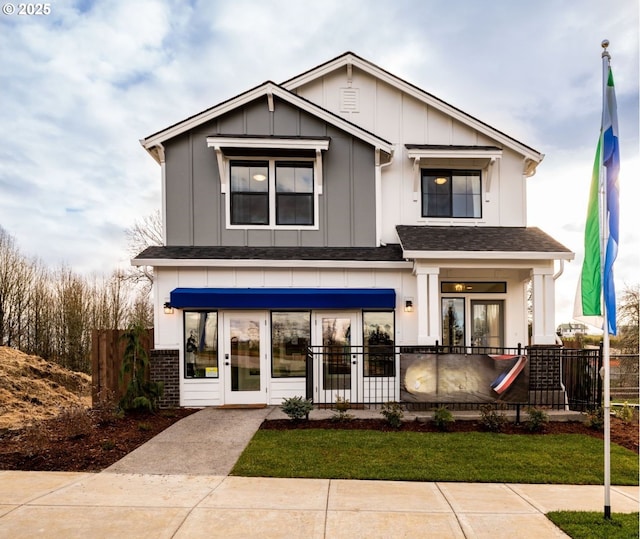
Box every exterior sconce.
[404,299,414,312]
[163,302,174,315]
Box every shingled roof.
[396,226,573,256]
[134,244,405,263]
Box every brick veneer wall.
[527,346,563,389]
[150,349,180,408]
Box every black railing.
[306,344,603,412]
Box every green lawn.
[231,430,639,485]
[547,511,639,539]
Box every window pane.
[276,194,313,225]
[442,298,465,347]
[363,312,395,377]
[231,193,269,224]
[184,311,218,378]
[271,312,310,378]
[276,163,313,193]
[231,162,268,193]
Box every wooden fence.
[91,329,154,406]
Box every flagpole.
[600,39,612,520]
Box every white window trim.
[225,156,320,230]
[206,137,328,231]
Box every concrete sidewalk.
[1,407,637,537]
[0,471,637,538]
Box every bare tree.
[618,283,639,354]
[124,210,163,293]
[0,226,32,347]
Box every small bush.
[101,439,115,451]
[585,407,605,430]
[58,405,93,439]
[331,395,354,422]
[613,402,635,422]
[433,406,455,431]
[137,422,152,431]
[525,407,549,432]
[479,404,507,432]
[380,401,404,428]
[281,396,313,420]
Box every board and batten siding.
[162,96,377,248]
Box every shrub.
[525,407,549,432]
[57,405,93,439]
[331,395,354,422]
[119,323,164,413]
[281,396,313,420]
[479,404,507,432]
[380,401,404,428]
[433,406,455,431]
[585,407,605,430]
[613,402,635,422]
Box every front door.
[223,312,267,405]
[314,312,360,403]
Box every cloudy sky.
[1,0,638,325]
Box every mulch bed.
[0,409,636,473]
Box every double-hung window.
[230,159,314,226]
[421,170,481,218]
[276,162,314,225]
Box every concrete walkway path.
[0,471,637,538]
[104,407,272,475]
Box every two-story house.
[134,52,573,408]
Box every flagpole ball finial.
[601,39,610,49]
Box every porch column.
[531,267,557,345]
[416,265,440,345]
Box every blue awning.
[169,288,396,309]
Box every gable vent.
[340,88,359,112]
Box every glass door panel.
[471,300,504,347]
[224,312,266,405]
[322,316,352,391]
[314,312,359,403]
[442,298,465,348]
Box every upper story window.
[208,136,330,230]
[230,160,314,226]
[421,170,481,218]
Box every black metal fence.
[306,344,603,412]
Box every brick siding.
[150,349,180,408]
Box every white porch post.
[530,267,557,345]
[415,265,440,345]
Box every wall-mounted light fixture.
[404,299,414,312]
[163,302,174,315]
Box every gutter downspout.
[375,147,394,247]
[552,258,568,408]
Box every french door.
[223,312,267,405]
[314,312,360,403]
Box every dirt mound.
[0,347,91,430]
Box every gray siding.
[163,96,376,248]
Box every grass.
[231,430,639,485]
[547,511,639,539]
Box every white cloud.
[0,0,637,321]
